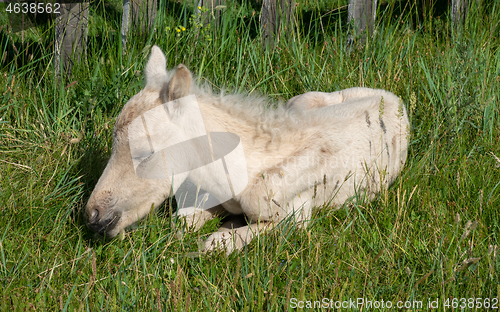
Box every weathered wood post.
[55,0,158,78]
[122,0,131,49]
[347,0,377,48]
[121,0,158,51]
[452,0,468,29]
[55,3,89,79]
[260,0,295,49]
[451,0,479,30]
[197,0,225,28]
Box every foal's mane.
[190,80,308,138]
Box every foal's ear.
[145,45,168,91]
[160,64,192,103]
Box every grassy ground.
[1,0,500,310]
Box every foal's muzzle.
[86,208,122,237]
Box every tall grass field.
[1,0,500,310]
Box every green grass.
[1,0,500,310]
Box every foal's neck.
[198,101,261,137]
[197,100,303,166]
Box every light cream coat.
[85,46,409,253]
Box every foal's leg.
[203,221,275,254]
[202,195,315,254]
[286,91,344,110]
[174,205,227,231]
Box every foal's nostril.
[92,209,99,221]
[87,208,99,223]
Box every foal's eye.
[142,153,154,164]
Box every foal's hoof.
[203,231,247,255]
[174,207,211,232]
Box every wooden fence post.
[121,0,131,49]
[197,0,225,28]
[451,0,480,29]
[55,3,89,79]
[260,0,295,49]
[452,0,468,29]
[347,0,377,48]
[121,0,158,51]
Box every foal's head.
[85,46,193,237]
